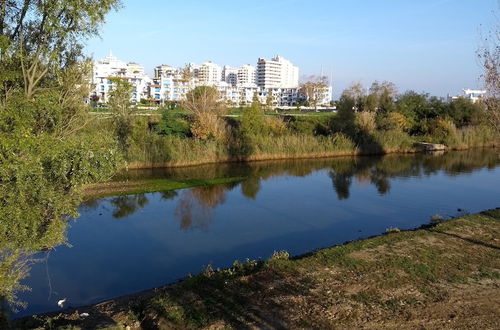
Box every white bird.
[57,298,67,308]
[80,313,89,318]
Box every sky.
[86,0,499,99]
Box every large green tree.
[0,0,122,319]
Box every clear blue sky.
[86,0,498,98]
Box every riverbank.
[84,146,499,200]
[83,176,245,200]
[15,208,500,329]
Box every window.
[155,87,161,92]
[155,94,160,99]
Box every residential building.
[257,55,299,89]
[448,89,486,103]
[91,54,316,107]
[91,53,151,103]
[196,61,222,86]
[237,64,256,86]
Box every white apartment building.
[257,55,299,89]
[448,89,486,104]
[91,53,151,103]
[237,64,256,86]
[152,63,194,103]
[91,55,316,107]
[196,61,222,86]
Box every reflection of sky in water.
[17,152,500,317]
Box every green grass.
[84,176,246,199]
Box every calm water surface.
[16,149,500,317]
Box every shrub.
[240,100,265,137]
[156,109,190,137]
[355,111,376,133]
[428,118,459,146]
[376,112,409,131]
[264,116,287,136]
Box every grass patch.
[84,176,246,199]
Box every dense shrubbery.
[120,82,498,166]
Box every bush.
[428,118,459,146]
[355,111,376,133]
[156,109,190,137]
[264,116,287,136]
[376,112,409,131]
[240,101,265,137]
[287,116,331,135]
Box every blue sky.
[86,0,498,98]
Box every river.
[14,149,500,317]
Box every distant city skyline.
[85,0,498,98]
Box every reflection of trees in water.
[241,177,261,200]
[110,194,149,219]
[174,184,235,230]
[327,149,500,200]
[0,186,74,315]
[328,171,352,200]
[2,149,499,317]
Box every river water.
[15,149,500,317]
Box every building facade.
[91,53,151,103]
[91,54,334,107]
[257,55,299,89]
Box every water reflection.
[110,194,149,219]
[97,149,500,230]
[175,184,231,230]
[2,148,499,317]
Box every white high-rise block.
[257,55,299,89]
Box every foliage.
[477,13,500,132]
[108,78,135,152]
[355,111,376,133]
[240,97,265,137]
[299,75,329,108]
[0,0,122,316]
[428,118,459,146]
[156,109,190,137]
[183,86,227,141]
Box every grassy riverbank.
[16,208,500,329]
[83,176,246,200]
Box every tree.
[477,10,500,132]
[241,93,265,137]
[342,82,366,111]
[108,78,135,151]
[266,90,274,110]
[0,1,122,312]
[183,86,227,140]
[300,75,329,110]
[0,0,121,99]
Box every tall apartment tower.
[256,55,299,89]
